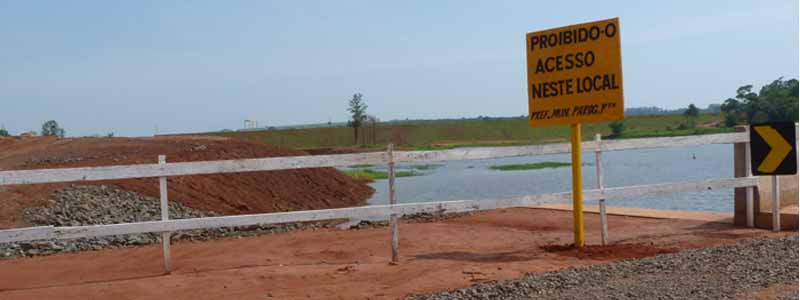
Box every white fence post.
[594,134,608,245]
[744,135,754,228]
[159,155,172,274]
[388,144,399,264]
[772,175,780,232]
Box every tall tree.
[720,98,744,126]
[365,115,379,144]
[720,78,798,126]
[752,78,799,123]
[41,120,65,138]
[347,93,367,144]
[683,104,699,128]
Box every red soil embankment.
[0,136,374,228]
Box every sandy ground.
[748,283,800,300]
[0,208,794,300]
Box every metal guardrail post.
[594,134,608,245]
[388,144,399,264]
[159,155,172,274]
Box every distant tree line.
[248,78,797,142]
[0,120,67,138]
[608,77,798,138]
[624,104,720,116]
[609,102,701,138]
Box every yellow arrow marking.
[754,125,792,173]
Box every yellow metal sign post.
[526,18,624,247]
[570,124,584,245]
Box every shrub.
[608,121,626,138]
[41,120,65,138]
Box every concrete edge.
[531,204,734,224]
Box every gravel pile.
[408,236,799,300]
[0,185,334,258]
[344,211,475,230]
[0,185,480,259]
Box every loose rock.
[1,185,340,258]
[408,236,799,300]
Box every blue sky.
[1,1,797,136]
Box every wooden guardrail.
[0,131,756,273]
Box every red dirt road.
[0,208,792,300]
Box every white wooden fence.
[0,131,761,273]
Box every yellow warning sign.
[526,18,624,127]
[750,122,797,175]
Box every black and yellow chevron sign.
[749,122,797,176]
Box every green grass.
[203,113,728,150]
[341,168,418,181]
[489,162,571,171]
[411,144,457,151]
[358,144,386,149]
[614,127,734,139]
[409,164,444,170]
[348,164,374,168]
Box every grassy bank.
[615,126,732,139]
[202,113,730,150]
[489,162,571,171]
[341,169,417,182]
[409,164,444,170]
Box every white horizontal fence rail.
[0,194,545,243]
[0,152,389,186]
[0,132,746,186]
[394,132,747,162]
[0,177,757,244]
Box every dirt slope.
[0,136,374,228]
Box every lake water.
[359,144,735,212]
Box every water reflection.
[362,144,734,212]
